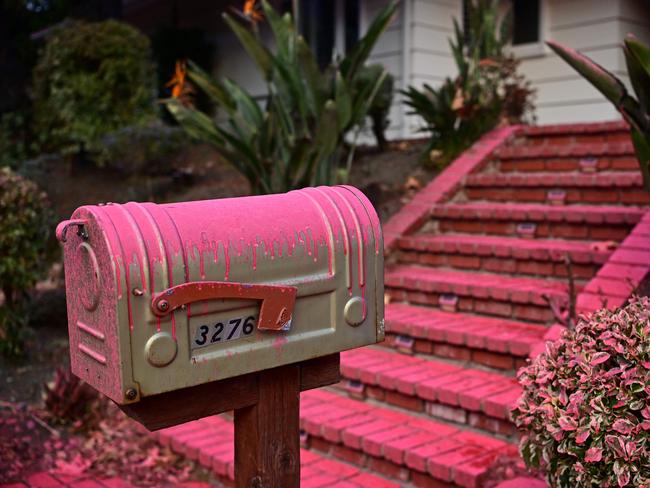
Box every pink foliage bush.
[512,297,650,487]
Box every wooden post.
[235,364,301,488]
[120,355,340,485]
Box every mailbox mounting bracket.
[151,281,298,331]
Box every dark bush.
[31,19,157,156]
[95,122,191,175]
[0,168,51,358]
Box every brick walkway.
[0,472,209,487]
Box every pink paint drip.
[224,244,230,281]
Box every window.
[463,0,544,58]
[298,0,360,69]
[512,0,540,46]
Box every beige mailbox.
[57,185,384,406]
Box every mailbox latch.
[151,281,298,331]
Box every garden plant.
[513,297,650,487]
[402,0,534,167]
[31,19,157,157]
[165,0,398,194]
[548,35,650,190]
[0,168,51,359]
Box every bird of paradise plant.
[164,0,397,194]
[547,36,650,190]
[242,0,264,25]
[166,60,194,106]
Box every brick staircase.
[153,121,650,487]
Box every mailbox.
[57,186,384,405]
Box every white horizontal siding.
[518,0,650,125]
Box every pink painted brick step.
[431,202,645,226]
[153,413,400,487]
[522,120,628,136]
[399,234,611,265]
[340,347,521,422]
[385,264,568,309]
[301,389,517,488]
[496,140,634,160]
[464,172,650,206]
[385,302,545,357]
[465,172,643,188]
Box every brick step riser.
[397,250,598,282]
[386,291,557,324]
[499,155,637,173]
[382,332,528,372]
[335,382,517,440]
[464,187,650,206]
[435,218,632,241]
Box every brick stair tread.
[385,302,546,356]
[521,120,628,136]
[341,346,522,419]
[398,233,611,265]
[496,140,633,159]
[465,171,642,188]
[431,202,645,225]
[154,414,400,487]
[385,264,568,305]
[301,389,517,487]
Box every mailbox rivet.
[132,287,144,297]
[344,297,366,326]
[125,388,137,400]
[157,299,170,312]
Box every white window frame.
[508,0,549,59]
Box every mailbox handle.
[151,282,298,331]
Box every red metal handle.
[151,282,297,331]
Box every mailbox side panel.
[63,207,130,404]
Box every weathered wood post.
[56,186,384,486]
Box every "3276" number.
[193,316,256,350]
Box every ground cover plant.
[403,0,534,167]
[513,297,650,487]
[548,35,650,190]
[165,0,398,194]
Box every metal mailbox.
[57,185,384,405]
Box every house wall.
[362,0,461,140]
[517,0,650,125]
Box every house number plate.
[191,315,256,350]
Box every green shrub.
[356,64,394,151]
[403,0,534,167]
[0,168,50,359]
[165,0,398,194]
[512,297,650,487]
[95,122,191,175]
[548,36,650,190]
[31,19,157,156]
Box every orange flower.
[243,0,263,23]
[166,60,187,99]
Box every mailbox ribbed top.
[75,186,382,333]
